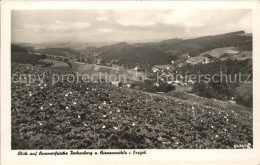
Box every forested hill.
[11,44,46,65]
[92,31,252,66]
[11,44,28,53]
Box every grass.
[40,59,69,67]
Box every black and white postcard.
[1,1,260,165]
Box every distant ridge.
[89,31,251,66]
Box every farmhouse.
[202,56,210,64]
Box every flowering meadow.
[11,63,253,149]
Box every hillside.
[91,31,252,66]
[94,42,176,67]
[36,48,81,57]
[11,44,47,65]
[11,44,28,53]
[12,63,252,149]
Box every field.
[11,63,253,149]
[200,47,239,57]
[40,59,69,67]
[186,47,252,64]
[70,62,144,83]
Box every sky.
[12,9,252,43]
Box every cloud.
[96,11,109,22]
[98,28,114,32]
[113,11,157,27]
[24,21,90,32]
[112,10,251,33]
[156,10,211,28]
[12,10,252,43]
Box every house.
[202,57,210,64]
[111,81,122,87]
[153,82,160,87]
[96,59,102,65]
[134,66,141,71]
[188,79,195,84]
[152,67,159,73]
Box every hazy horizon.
[12,10,252,43]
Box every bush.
[235,95,252,108]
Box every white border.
[1,1,260,165]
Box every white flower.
[113,127,118,130]
[38,84,41,86]
[65,94,68,97]
[65,106,69,109]
[176,142,179,145]
[78,115,81,119]
[132,123,135,126]
[39,122,42,126]
[103,115,106,118]
[44,84,47,87]
[109,111,112,114]
[103,101,106,105]
[49,103,53,106]
[211,125,214,129]
[234,125,236,128]
[112,117,115,120]
[192,106,195,110]
[215,135,219,138]
[40,106,43,110]
[29,94,32,96]
[40,87,43,89]
[117,109,120,113]
[73,102,77,105]
[224,128,227,132]
[102,125,106,129]
[84,123,87,127]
